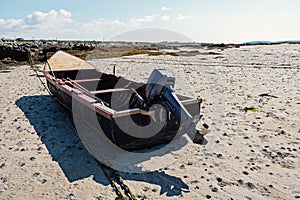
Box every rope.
[27,49,52,95]
[35,69,52,95]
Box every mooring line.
[27,50,52,95]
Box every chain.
[29,50,137,200]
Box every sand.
[0,44,299,199]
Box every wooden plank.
[45,51,94,71]
[112,108,154,118]
[74,78,101,83]
[90,88,130,95]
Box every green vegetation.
[248,108,260,113]
[0,41,34,45]
[243,107,260,113]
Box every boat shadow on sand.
[16,95,189,196]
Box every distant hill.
[276,40,300,44]
[243,41,272,45]
[243,40,300,45]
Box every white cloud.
[24,9,73,25]
[24,11,46,25]
[83,18,124,28]
[0,9,125,40]
[176,14,194,20]
[0,9,73,35]
[161,15,170,21]
[0,19,23,30]
[161,6,171,11]
[79,18,125,36]
[130,14,157,26]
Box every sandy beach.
[1,44,299,199]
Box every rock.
[246,182,255,189]
[270,152,277,159]
[30,44,39,49]
[242,171,249,175]
[2,57,14,64]
[216,177,222,182]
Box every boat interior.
[46,68,197,112]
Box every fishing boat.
[43,51,207,151]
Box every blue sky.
[0,0,299,43]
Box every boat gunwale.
[43,51,202,120]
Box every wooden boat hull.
[44,51,202,150]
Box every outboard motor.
[145,69,207,145]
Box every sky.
[0,0,299,43]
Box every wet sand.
[1,44,299,199]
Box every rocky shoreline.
[0,40,243,67]
[2,40,299,67]
[0,41,95,65]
